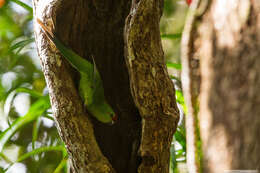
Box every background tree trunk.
[181,0,202,172]
[33,0,179,172]
[182,0,260,172]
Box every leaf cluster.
[0,1,67,172]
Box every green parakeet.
[37,19,116,124]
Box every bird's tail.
[37,18,55,44]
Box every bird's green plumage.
[37,19,115,123]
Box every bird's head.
[88,101,117,124]
[111,114,118,125]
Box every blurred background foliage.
[0,0,189,172]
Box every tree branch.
[33,1,115,172]
[124,0,179,172]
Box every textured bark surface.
[33,0,140,172]
[33,0,179,173]
[184,0,260,172]
[124,0,179,172]
[33,1,115,172]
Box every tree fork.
[33,0,179,172]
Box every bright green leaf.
[15,87,43,98]
[0,96,50,152]
[53,157,68,173]
[10,38,35,54]
[167,62,182,70]
[17,146,66,162]
[32,117,41,150]
[9,0,33,14]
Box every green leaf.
[17,146,66,162]
[175,90,184,104]
[4,146,67,172]
[9,0,33,14]
[0,152,13,164]
[167,62,182,70]
[170,75,181,83]
[0,96,50,152]
[174,130,186,151]
[0,12,21,38]
[3,88,42,119]
[53,157,68,173]
[15,87,43,98]
[43,113,55,121]
[32,117,41,150]
[10,38,35,54]
[175,90,187,114]
[175,149,185,159]
[0,167,6,173]
[170,142,177,172]
[161,33,182,40]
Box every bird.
[37,18,116,124]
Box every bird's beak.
[112,114,118,122]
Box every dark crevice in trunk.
[55,0,142,172]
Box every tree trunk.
[182,0,260,172]
[33,0,179,173]
[124,0,179,172]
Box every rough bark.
[33,0,179,173]
[33,1,115,172]
[124,0,179,172]
[183,0,260,172]
[33,0,140,172]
